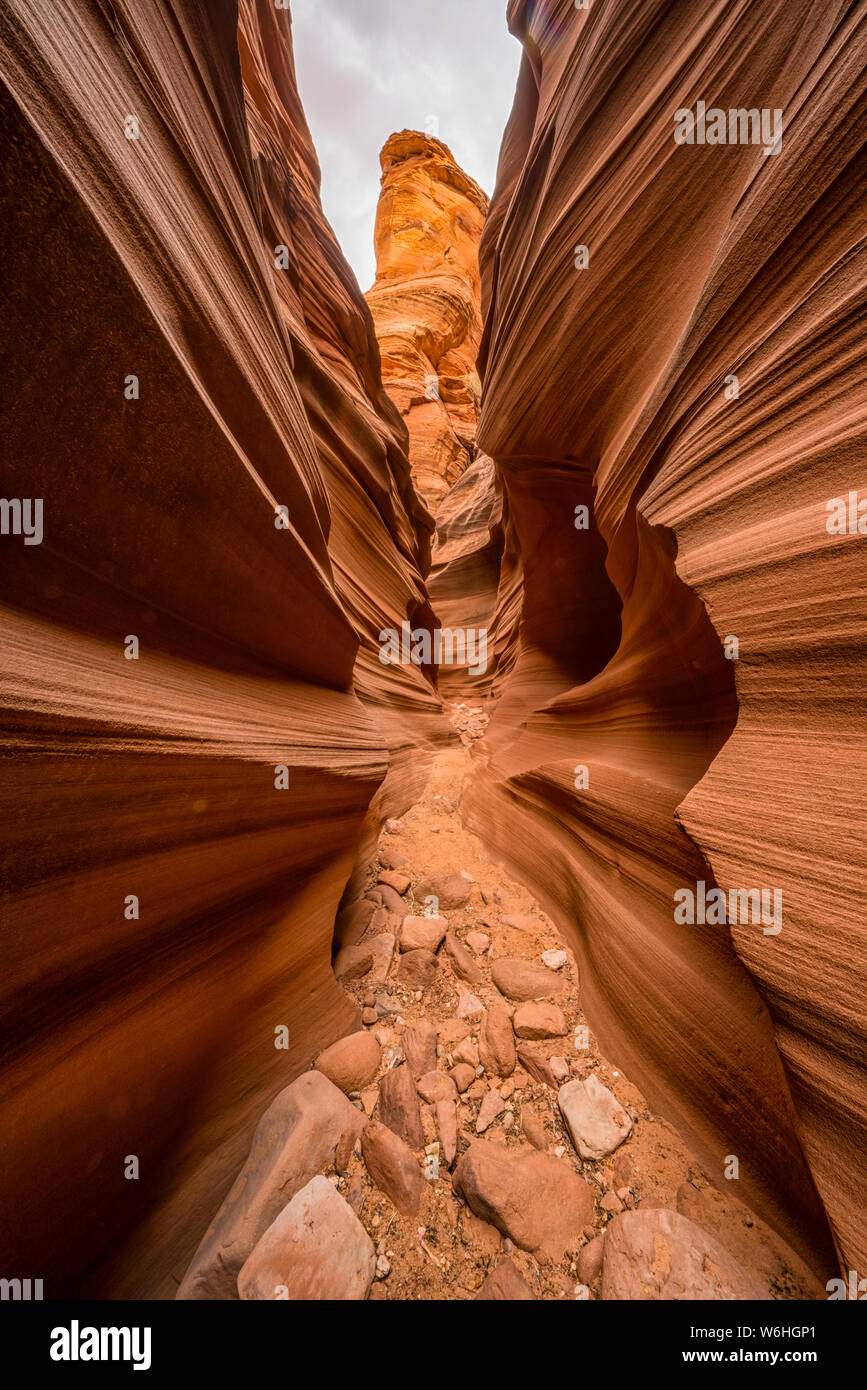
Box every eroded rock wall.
[465,0,866,1277]
[0,0,443,1297]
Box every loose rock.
[541,949,568,970]
[378,884,408,915]
[403,1020,438,1078]
[452,1141,594,1260]
[516,1043,569,1089]
[417,1070,457,1104]
[491,959,566,1002]
[443,931,483,983]
[474,1258,535,1300]
[361,1119,423,1217]
[399,915,448,953]
[368,933,396,985]
[237,1175,375,1301]
[601,1209,771,1300]
[558,1074,633,1159]
[457,990,485,1020]
[513,1002,568,1039]
[435,1100,457,1167]
[450,1063,475,1094]
[177,1073,365,1300]
[578,1234,606,1285]
[466,931,490,955]
[476,1088,506,1133]
[478,1003,516,1077]
[315,1031,381,1095]
[397,949,439,988]
[335,898,377,948]
[379,869,411,895]
[415,872,471,910]
[379,848,408,870]
[500,914,536,933]
[378,1062,425,1150]
[333,942,374,982]
[520,1103,552,1151]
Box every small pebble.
[541,949,568,970]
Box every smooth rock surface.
[491,960,566,1002]
[601,1209,770,1301]
[315,1032,381,1095]
[178,1073,364,1300]
[558,1075,633,1160]
[237,1176,375,1301]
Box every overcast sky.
[290,0,522,290]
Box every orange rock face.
[1,0,864,1308]
[460,0,866,1280]
[0,0,444,1298]
[365,132,488,512]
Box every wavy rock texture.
[365,132,488,512]
[365,135,501,695]
[427,454,511,698]
[0,0,444,1298]
[466,0,866,1279]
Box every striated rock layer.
[0,0,445,1298]
[367,132,497,698]
[427,453,512,698]
[365,132,488,513]
[463,0,866,1279]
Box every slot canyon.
[0,0,865,1308]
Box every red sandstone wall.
[0,0,444,1297]
[464,0,866,1277]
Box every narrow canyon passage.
[0,0,864,1311]
[178,719,825,1301]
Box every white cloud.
[290,0,522,290]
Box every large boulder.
[452,1140,594,1260]
[238,1176,375,1300]
[601,1208,771,1300]
[176,1071,365,1299]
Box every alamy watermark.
[674,101,783,156]
[0,498,42,545]
[379,621,488,676]
[826,1270,866,1300]
[50,1321,151,1370]
[674,880,782,935]
[1,1277,42,1299]
[826,491,866,535]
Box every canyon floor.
[292,703,824,1302]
